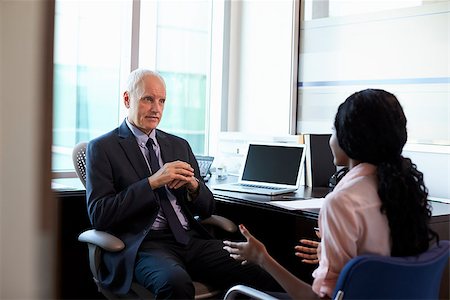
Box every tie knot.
[146,137,155,149]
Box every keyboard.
[236,183,284,190]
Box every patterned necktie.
[146,138,190,245]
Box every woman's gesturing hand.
[223,224,268,267]
[294,239,320,265]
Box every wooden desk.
[54,187,100,299]
[53,176,450,298]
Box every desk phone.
[195,155,214,181]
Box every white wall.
[227,0,296,134]
[403,145,450,199]
[297,3,450,143]
[0,1,56,298]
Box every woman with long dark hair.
[223,89,438,299]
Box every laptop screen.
[241,144,305,185]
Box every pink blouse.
[312,163,391,298]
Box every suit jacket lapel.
[118,120,151,179]
[156,130,176,163]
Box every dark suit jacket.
[86,120,215,294]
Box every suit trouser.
[134,229,282,299]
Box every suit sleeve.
[86,139,159,231]
[178,140,215,219]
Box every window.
[140,1,213,155]
[297,0,450,146]
[53,0,132,171]
[52,0,216,173]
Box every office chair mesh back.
[72,142,88,188]
[333,240,450,300]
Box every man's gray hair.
[126,69,165,100]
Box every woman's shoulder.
[325,163,379,208]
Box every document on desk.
[270,198,325,210]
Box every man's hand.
[148,160,197,190]
[185,176,200,194]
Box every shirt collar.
[334,162,376,190]
[125,118,157,146]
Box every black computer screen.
[241,144,304,185]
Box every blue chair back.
[332,240,450,300]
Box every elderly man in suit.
[86,69,279,299]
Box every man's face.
[125,75,166,134]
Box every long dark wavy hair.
[334,89,438,256]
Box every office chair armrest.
[224,285,278,300]
[200,214,237,233]
[78,229,125,252]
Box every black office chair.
[73,141,238,299]
[223,241,450,300]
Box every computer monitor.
[304,134,336,187]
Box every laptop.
[213,142,306,195]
